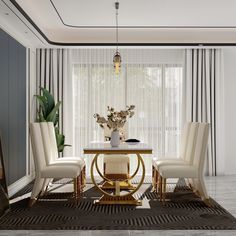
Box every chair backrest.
[30,123,47,172]
[184,122,199,163]
[47,122,59,162]
[193,123,210,173]
[30,122,58,170]
[179,122,191,159]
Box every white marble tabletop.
[83,142,152,154]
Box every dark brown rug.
[1,181,236,230]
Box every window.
[72,49,184,175]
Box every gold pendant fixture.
[113,1,121,75]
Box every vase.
[110,130,120,147]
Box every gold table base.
[94,195,142,206]
[100,180,135,190]
[90,153,146,205]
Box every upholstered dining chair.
[152,122,198,191]
[29,122,85,207]
[103,124,131,189]
[40,122,86,191]
[158,123,210,205]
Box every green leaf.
[55,130,65,152]
[40,87,55,115]
[46,101,61,125]
[35,95,47,117]
[37,112,46,122]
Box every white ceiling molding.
[3,0,236,46]
[0,0,47,47]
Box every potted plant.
[94,105,135,147]
[35,87,70,152]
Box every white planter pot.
[110,130,120,147]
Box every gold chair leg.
[152,166,156,190]
[73,178,78,198]
[158,175,163,201]
[77,176,81,197]
[155,169,159,192]
[162,178,167,204]
[28,198,37,207]
[83,166,86,188]
[203,198,213,207]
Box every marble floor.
[1,175,236,236]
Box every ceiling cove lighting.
[113,1,121,75]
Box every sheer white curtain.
[72,49,184,176]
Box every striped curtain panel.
[184,49,222,176]
[36,49,73,156]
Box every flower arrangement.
[93,105,135,131]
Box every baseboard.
[8,174,34,198]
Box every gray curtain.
[184,49,222,176]
[36,49,73,156]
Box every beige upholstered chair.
[158,123,210,205]
[40,122,86,190]
[29,122,85,206]
[152,122,198,191]
[103,125,130,188]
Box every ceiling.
[2,0,236,46]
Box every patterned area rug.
[1,180,236,230]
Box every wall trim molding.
[8,173,34,197]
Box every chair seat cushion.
[152,157,187,170]
[159,165,198,178]
[104,162,128,174]
[41,164,81,178]
[103,155,129,163]
[53,157,85,167]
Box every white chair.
[152,122,198,191]
[158,123,210,205]
[40,122,86,191]
[103,125,131,189]
[29,122,85,207]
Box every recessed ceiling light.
[5,13,9,16]
[24,31,28,34]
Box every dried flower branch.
[94,105,135,131]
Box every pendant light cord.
[115,2,119,51]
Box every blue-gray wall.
[0,28,26,185]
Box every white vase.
[110,130,120,147]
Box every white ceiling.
[3,0,236,45]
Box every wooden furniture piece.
[84,142,152,205]
[29,122,85,207]
[0,135,9,217]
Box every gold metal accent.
[162,178,167,204]
[102,157,139,190]
[84,149,152,155]
[204,198,213,207]
[94,195,142,206]
[90,153,146,205]
[158,174,162,200]
[73,178,78,198]
[28,198,37,207]
[100,181,135,190]
[115,181,120,196]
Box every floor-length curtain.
[36,49,73,156]
[184,49,223,176]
